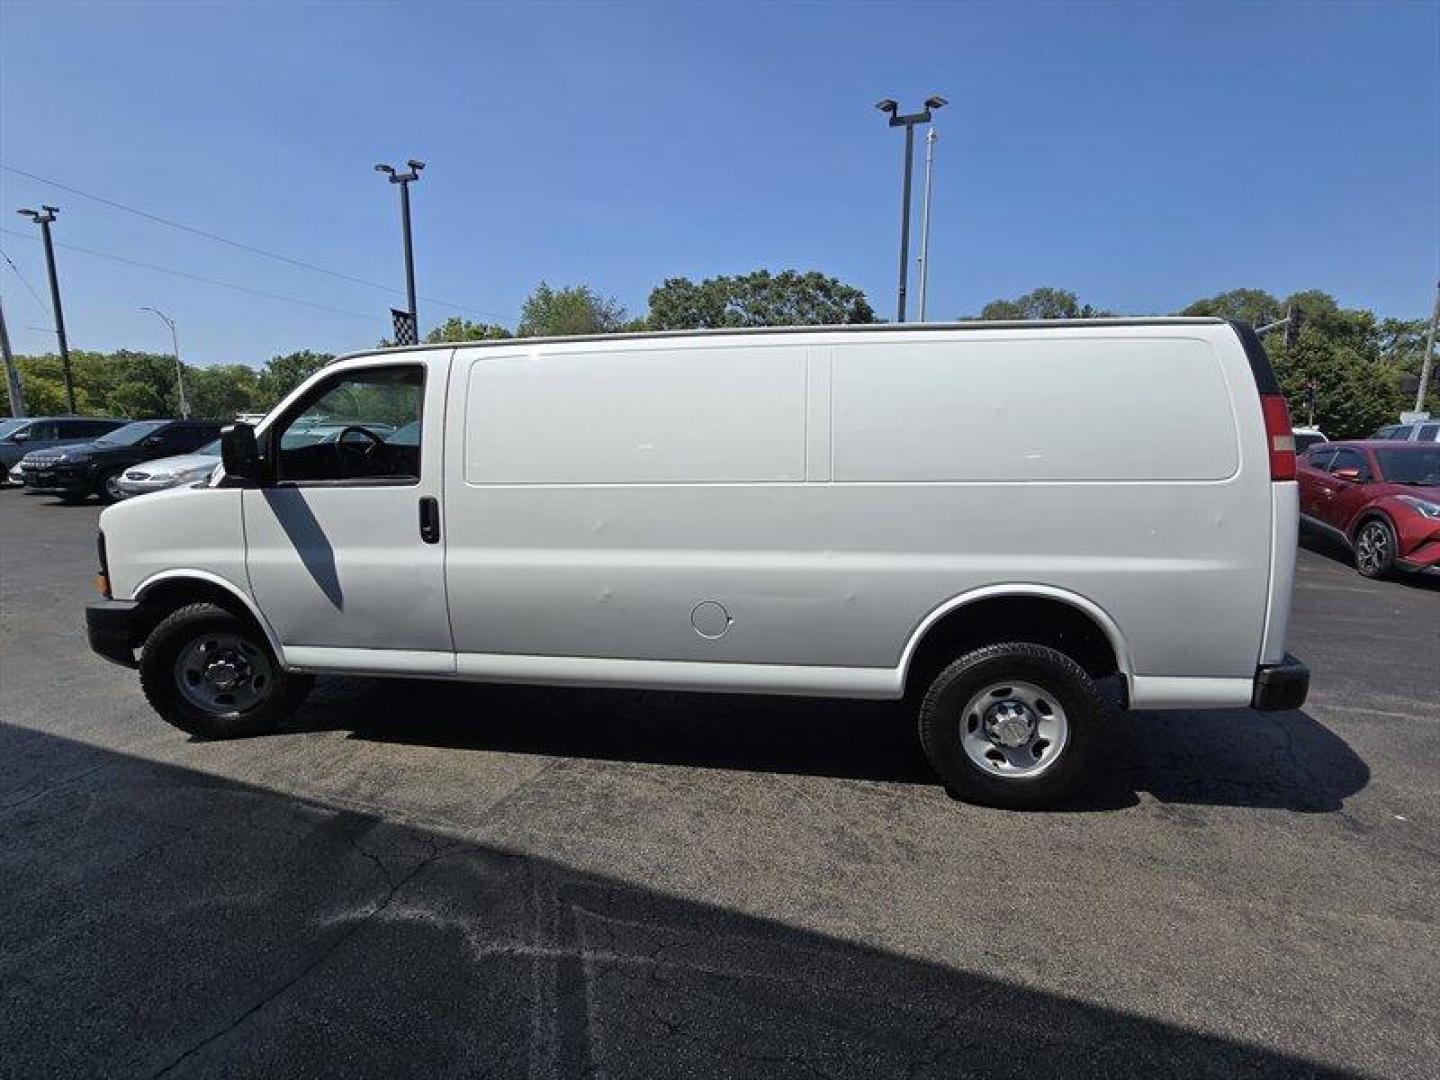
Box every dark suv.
[22,419,222,502]
[1,416,126,477]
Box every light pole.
[876,96,945,323]
[917,127,938,322]
[1,295,25,417]
[17,205,75,412]
[1415,279,1438,414]
[375,160,425,334]
[140,306,190,419]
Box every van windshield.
[93,420,168,446]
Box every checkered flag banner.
[391,309,418,346]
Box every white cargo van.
[87,319,1308,808]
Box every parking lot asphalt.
[1,488,1436,1079]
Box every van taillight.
[1261,394,1296,481]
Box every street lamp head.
[374,163,395,175]
[874,98,898,115]
[17,208,37,219]
[42,205,60,214]
[407,159,426,172]
[924,95,948,110]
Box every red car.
[1297,440,1440,578]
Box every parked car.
[0,416,126,480]
[1292,425,1329,452]
[1297,440,1440,578]
[22,419,221,502]
[86,318,1308,810]
[1369,420,1440,443]
[279,420,395,450]
[111,440,221,500]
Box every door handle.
[418,496,441,544]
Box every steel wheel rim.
[959,680,1069,779]
[1357,523,1388,573]
[173,633,274,715]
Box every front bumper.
[86,600,142,668]
[1251,654,1310,711]
[21,463,92,493]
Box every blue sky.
[0,0,1435,365]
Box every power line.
[0,246,54,317]
[0,162,515,324]
[0,227,386,324]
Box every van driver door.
[241,356,455,673]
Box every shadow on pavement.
[285,676,1369,813]
[1299,529,1440,592]
[0,724,1361,1078]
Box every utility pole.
[374,160,425,339]
[1416,279,1439,414]
[876,96,945,323]
[917,127,938,322]
[140,306,190,418]
[17,206,75,412]
[1,295,25,417]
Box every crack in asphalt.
[0,762,108,812]
[147,832,463,1079]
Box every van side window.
[1420,424,1439,441]
[273,365,423,485]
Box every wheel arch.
[1349,507,1396,544]
[899,585,1134,698]
[133,570,285,662]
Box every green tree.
[646,269,877,330]
[1269,329,1407,439]
[1279,290,1378,359]
[256,350,333,409]
[1180,288,1283,326]
[975,287,1112,320]
[517,282,628,337]
[1376,317,1429,369]
[424,317,513,344]
[186,363,262,421]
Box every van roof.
[337,316,1233,363]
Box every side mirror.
[1332,466,1362,482]
[220,422,262,484]
[11,431,29,443]
[143,436,164,448]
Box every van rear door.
[241,355,454,672]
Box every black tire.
[1353,517,1398,579]
[95,469,123,504]
[139,602,311,738]
[917,642,1105,810]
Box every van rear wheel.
[917,642,1104,810]
[139,603,311,738]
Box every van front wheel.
[917,643,1104,810]
[139,603,311,738]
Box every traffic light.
[1284,308,1304,347]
